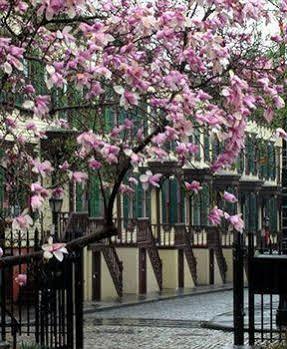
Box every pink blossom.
[52,187,64,198]
[128,177,139,186]
[276,128,287,140]
[88,158,102,170]
[77,132,103,152]
[34,96,50,117]
[5,117,17,128]
[71,171,88,183]
[32,160,53,177]
[15,274,27,287]
[59,161,70,171]
[139,170,162,190]
[119,184,134,194]
[26,121,37,131]
[12,211,33,231]
[31,183,49,197]
[223,191,238,203]
[42,237,68,262]
[114,86,139,109]
[185,181,202,194]
[152,133,167,145]
[228,214,244,233]
[208,206,224,225]
[23,85,35,94]
[101,144,120,164]
[31,195,45,211]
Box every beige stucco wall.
[193,249,209,285]
[147,252,160,293]
[223,248,233,283]
[83,248,93,301]
[101,253,118,300]
[184,254,195,288]
[117,247,139,294]
[159,249,178,289]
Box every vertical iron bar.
[0,225,6,342]
[260,294,264,342]
[67,258,74,349]
[34,229,40,344]
[233,231,244,346]
[18,230,22,335]
[26,229,30,336]
[248,232,255,345]
[270,294,273,341]
[75,250,84,349]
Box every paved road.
[84,290,235,349]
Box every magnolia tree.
[0,0,286,264]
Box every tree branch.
[0,223,117,268]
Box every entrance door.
[92,251,101,301]
[139,248,147,294]
[178,249,184,288]
[209,249,214,285]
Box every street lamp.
[49,197,63,241]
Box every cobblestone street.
[84,290,235,349]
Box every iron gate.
[0,229,83,349]
[233,231,286,346]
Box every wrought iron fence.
[0,228,84,349]
[233,231,287,346]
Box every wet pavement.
[84,290,235,348]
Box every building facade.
[58,121,282,301]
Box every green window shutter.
[136,184,143,218]
[76,183,84,212]
[68,87,83,128]
[104,107,113,132]
[181,188,185,223]
[89,175,100,216]
[261,142,268,179]
[200,184,210,225]
[243,194,250,231]
[170,179,178,224]
[246,136,255,175]
[204,132,210,162]
[212,138,219,162]
[29,60,47,95]
[267,143,276,181]
[146,190,151,219]
[161,181,167,224]
[249,194,257,232]
[194,129,201,161]
[193,195,200,225]
[118,108,126,124]
[224,186,237,215]
[123,195,129,226]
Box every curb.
[84,285,233,314]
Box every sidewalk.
[84,283,233,314]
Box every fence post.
[233,231,244,346]
[75,250,84,349]
[0,224,6,343]
[248,232,255,345]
